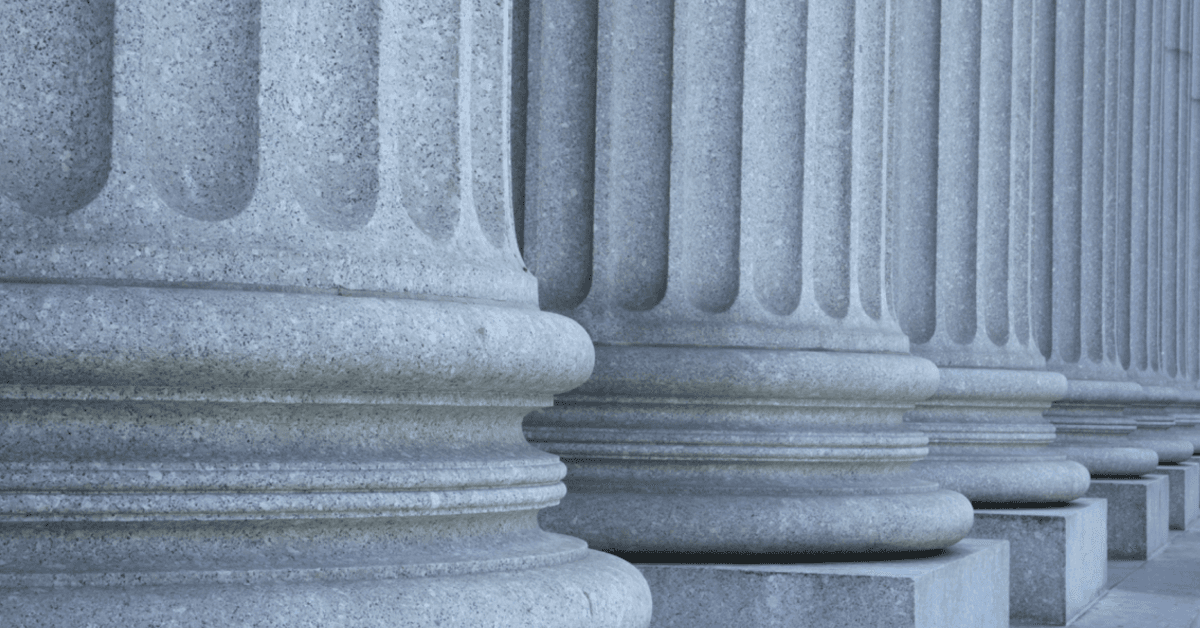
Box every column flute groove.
[894,0,1091,505]
[522,0,974,555]
[1124,0,1195,464]
[0,1,653,625]
[1183,1,1200,450]
[1165,0,1200,456]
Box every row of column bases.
[2,0,1199,626]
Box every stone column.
[1153,0,1200,533]
[521,0,974,557]
[1043,0,1161,478]
[892,0,1091,504]
[0,2,651,626]
[1126,0,1195,464]
[1168,0,1200,454]
[1179,0,1200,454]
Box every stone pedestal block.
[1048,380,1162,477]
[1085,476,1170,559]
[972,498,1107,625]
[1157,462,1200,529]
[635,539,1009,628]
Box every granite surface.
[1156,462,1200,530]
[524,0,974,557]
[636,539,1010,628]
[892,0,1090,506]
[1086,476,1171,560]
[0,1,653,625]
[972,498,1108,625]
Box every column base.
[1049,442,1160,477]
[1,549,652,628]
[634,539,1009,628]
[1085,476,1169,559]
[971,498,1107,625]
[1157,462,1200,530]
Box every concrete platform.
[1155,462,1199,530]
[634,538,1009,628]
[972,498,1107,625]
[1085,475,1169,559]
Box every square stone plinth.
[1085,475,1169,559]
[635,539,1009,628]
[971,498,1107,626]
[1156,462,1199,530]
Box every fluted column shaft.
[1123,0,1196,464]
[521,0,974,555]
[0,2,651,626]
[1043,0,1162,477]
[892,0,1090,503]
[1167,0,1200,452]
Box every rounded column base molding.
[538,485,974,554]
[0,282,593,397]
[1125,385,1192,464]
[1127,432,1196,463]
[1169,388,1200,455]
[1054,377,1147,407]
[904,365,1083,504]
[0,548,651,628]
[1044,378,1160,475]
[909,456,1092,503]
[0,281,653,624]
[528,344,975,553]
[567,344,941,407]
[1168,419,1200,456]
[1049,442,1162,477]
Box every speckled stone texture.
[1157,462,1200,530]
[1086,476,1171,560]
[0,1,652,626]
[1042,0,1198,487]
[1048,380,1161,478]
[972,498,1107,626]
[890,0,1090,506]
[1121,0,1196,470]
[520,0,973,557]
[635,539,1009,628]
[1169,389,1200,454]
[1125,385,1196,463]
[1041,1,1152,482]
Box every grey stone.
[1086,475,1171,559]
[1168,388,1200,454]
[1048,379,1161,478]
[12,0,1200,623]
[1125,385,1196,463]
[636,539,1010,628]
[1157,462,1200,530]
[523,0,974,556]
[890,0,1090,505]
[972,498,1108,625]
[0,1,653,625]
[0,0,114,217]
[1039,0,1169,485]
[5,550,652,628]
